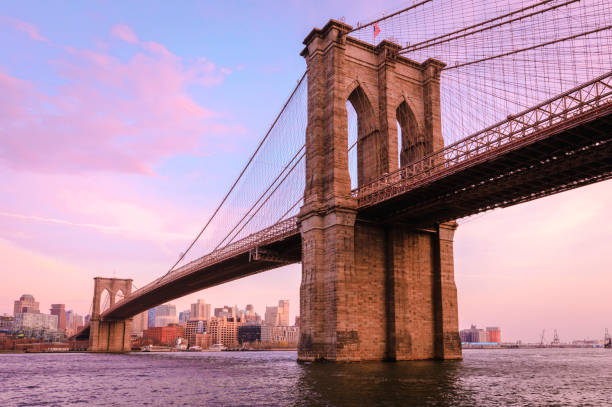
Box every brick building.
[143,324,185,346]
[207,317,241,347]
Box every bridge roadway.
[73,72,612,340]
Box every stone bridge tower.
[89,277,133,352]
[298,20,461,361]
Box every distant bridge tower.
[89,277,132,352]
[298,20,461,361]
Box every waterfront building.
[131,311,148,336]
[14,312,58,333]
[460,324,496,343]
[261,326,299,345]
[13,294,40,315]
[143,324,185,346]
[0,314,14,332]
[50,304,66,331]
[238,325,262,344]
[185,319,207,346]
[207,317,242,347]
[486,327,501,343]
[190,299,211,320]
[194,333,214,349]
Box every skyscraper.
[179,310,191,323]
[278,300,290,326]
[214,305,236,319]
[65,310,83,335]
[50,304,66,331]
[265,306,279,326]
[13,294,40,316]
[190,299,211,320]
[131,311,148,336]
[154,304,177,327]
[265,300,290,326]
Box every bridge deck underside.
[74,234,301,339]
[359,105,612,226]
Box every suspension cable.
[157,72,306,284]
[445,25,611,70]
[400,0,575,54]
[346,0,433,34]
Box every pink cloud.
[0,16,49,42]
[0,23,242,174]
[111,24,139,44]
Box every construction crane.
[539,329,546,347]
[551,330,560,346]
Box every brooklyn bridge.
[72,0,611,361]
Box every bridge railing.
[354,71,612,207]
[103,216,299,314]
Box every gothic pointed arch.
[346,85,382,186]
[99,289,111,313]
[115,289,125,304]
[396,99,424,166]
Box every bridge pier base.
[298,216,461,362]
[89,318,132,353]
[88,277,133,353]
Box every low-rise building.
[0,315,14,332]
[460,324,496,343]
[238,325,262,344]
[185,319,207,346]
[14,312,58,332]
[261,326,299,345]
[486,327,501,343]
[207,317,241,347]
[194,333,213,349]
[143,324,185,346]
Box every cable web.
[349,0,611,144]
[158,0,610,282]
[168,75,308,273]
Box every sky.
[0,1,610,344]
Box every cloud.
[111,23,139,44]
[0,211,129,233]
[0,22,243,175]
[0,16,49,42]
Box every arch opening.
[115,289,125,304]
[346,86,380,187]
[99,289,111,314]
[396,101,422,166]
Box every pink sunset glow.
[0,7,610,345]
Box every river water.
[1,348,611,406]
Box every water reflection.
[1,349,612,406]
[294,359,475,406]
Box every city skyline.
[0,0,610,345]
